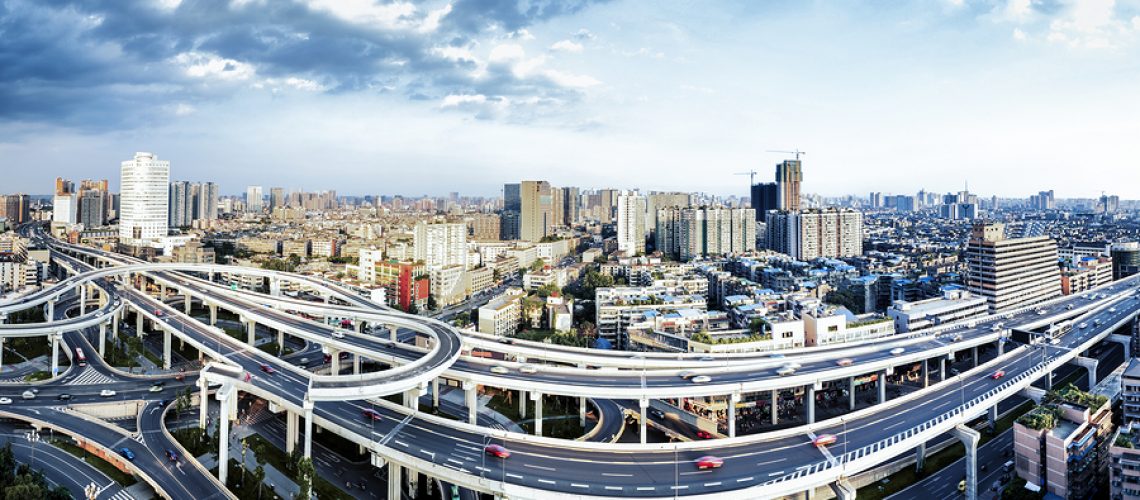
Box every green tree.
[292,456,315,500]
[529,259,545,272]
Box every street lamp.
[24,430,40,468]
[84,482,98,500]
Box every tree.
[454,311,471,327]
[292,456,315,500]
[427,293,438,311]
[528,259,545,272]
[286,253,302,271]
[252,464,266,499]
[174,387,192,418]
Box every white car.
[331,331,345,339]
[1079,322,1088,329]
[149,385,163,392]
[691,375,712,384]
[99,389,117,397]
[776,366,796,376]
[0,397,11,405]
[518,364,538,374]
[21,391,35,400]
[889,347,905,356]
[1109,308,1117,313]
[489,365,509,375]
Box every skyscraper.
[194,182,219,221]
[270,187,285,211]
[77,184,108,228]
[519,180,554,242]
[501,183,521,240]
[750,182,778,220]
[120,152,170,243]
[765,208,863,260]
[616,191,647,256]
[965,222,1061,313]
[246,186,264,213]
[169,181,192,228]
[414,221,467,269]
[0,194,31,225]
[52,177,76,225]
[656,206,756,260]
[561,186,580,225]
[775,159,802,211]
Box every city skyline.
[3,1,1140,198]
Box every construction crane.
[734,170,759,184]
[767,149,807,160]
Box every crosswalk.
[70,367,117,385]
[103,489,134,500]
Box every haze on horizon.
[1,0,1139,199]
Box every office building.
[656,207,756,260]
[519,180,554,242]
[0,194,31,225]
[168,181,192,228]
[501,183,521,240]
[1113,242,1140,280]
[52,177,76,225]
[269,187,285,211]
[246,186,263,213]
[1014,386,1111,499]
[193,182,219,222]
[478,290,523,337]
[646,192,692,233]
[750,182,778,219]
[413,221,467,269]
[765,208,863,261]
[120,152,170,243]
[887,287,988,333]
[77,188,107,228]
[616,191,647,256]
[775,159,802,211]
[965,222,1061,313]
[1029,190,1056,210]
[561,186,579,225]
[465,214,501,241]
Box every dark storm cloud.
[0,0,607,130]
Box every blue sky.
[2,0,1138,199]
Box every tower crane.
[766,149,807,160]
[734,170,759,184]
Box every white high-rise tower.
[616,191,647,256]
[119,152,170,243]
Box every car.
[991,370,1005,380]
[889,347,905,356]
[165,449,179,462]
[0,398,11,405]
[331,331,345,339]
[1036,309,1046,315]
[812,434,838,447]
[259,364,276,374]
[699,356,716,362]
[783,362,802,370]
[958,479,966,492]
[836,358,854,367]
[489,365,509,375]
[149,385,163,392]
[1095,319,1103,326]
[691,375,712,384]
[484,444,511,458]
[119,448,135,461]
[154,309,163,316]
[100,389,116,397]
[777,366,797,376]
[518,364,538,374]
[21,391,35,400]
[694,456,724,469]
[1110,308,1118,313]
[362,409,383,421]
[497,337,514,345]
[649,408,665,419]
[990,323,1002,332]
[58,393,72,400]
[695,430,714,439]
[1066,304,1074,310]
[678,370,697,380]
[952,333,965,341]
[1079,322,1088,329]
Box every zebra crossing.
[70,367,117,385]
[102,489,134,500]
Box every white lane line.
[604,486,623,491]
[506,473,524,480]
[571,483,589,489]
[538,479,557,485]
[767,471,785,477]
[737,477,755,482]
[705,482,722,487]
[602,472,632,477]
[447,458,464,465]
[637,487,656,491]
[671,485,689,490]
[394,440,409,448]
[756,458,787,466]
[524,464,556,471]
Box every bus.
[75,348,87,367]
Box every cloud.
[550,40,584,52]
[0,0,611,131]
[1013,27,1028,41]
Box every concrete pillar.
[533,392,543,437]
[953,424,980,500]
[915,441,926,473]
[136,309,144,335]
[878,370,887,404]
[0,338,4,372]
[1047,370,1054,388]
[354,354,361,375]
[209,304,217,326]
[184,293,192,315]
[998,337,1005,355]
[50,334,60,377]
[464,382,477,425]
[940,357,947,381]
[728,392,740,438]
[277,330,285,352]
[579,396,587,428]
[848,377,856,411]
[989,405,998,431]
[639,398,649,443]
[286,411,298,455]
[389,325,398,342]
[922,358,929,388]
[79,286,86,314]
[355,320,363,333]
[805,385,816,424]
[112,310,120,337]
[830,479,856,500]
[198,379,208,429]
[270,278,281,297]
[245,319,256,345]
[163,329,171,370]
[972,346,979,367]
[519,390,527,419]
[330,348,340,375]
[303,401,314,459]
[98,323,106,358]
[432,379,440,409]
[47,299,54,320]
[387,463,402,500]
[217,389,232,485]
[771,390,779,425]
[1075,356,1099,388]
[159,283,166,300]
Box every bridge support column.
[830,478,856,500]
[163,329,171,370]
[159,284,165,300]
[878,370,887,404]
[1110,333,1133,357]
[354,320,363,333]
[0,338,4,372]
[771,390,779,425]
[98,323,106,358]
[208,304,217,326]
[639,398,649,443]
[269,278,281,297]
[49,333,60,377]
[245,319,256,345]
[729,392,740,438]
[353,354,361,375]
[940,357,947,381]
[915,442,926,473]
[389,325,398,342]
[972,346,979,367]
[198,378,208,429]
[112,310,120,337]
[463,382,477,425]
[184,293,191,315]
[532,392,543,437]
[922,358,929,388]
[47,299,54,320]
[953,424,980,500]
[303,401,314,459]
[805,384,816,424]
[989,405,998,431]
[286,411,298,455]
[79,286,87,314]
[330,348,340,375]
[277,330,284,353]
[579,396,587,428]
[217,388,232,485]
[1074,356,1099,388]
[519,390,527,419]
[136,308,144,336]
[849,377,856,410]
[432,379,440,409]
[998,337,1005,355]
[387,463,401,500]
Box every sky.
[2,0,1139,199]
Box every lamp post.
[25,430,40,468]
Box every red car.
[696,430,714,439]
[362,409,382,421]
[260,364,276,374]
[812,434,838,447]
[694,456,724,469]
[484,444,511,459]
[154,309,163,316]
[991,370,1005,380]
